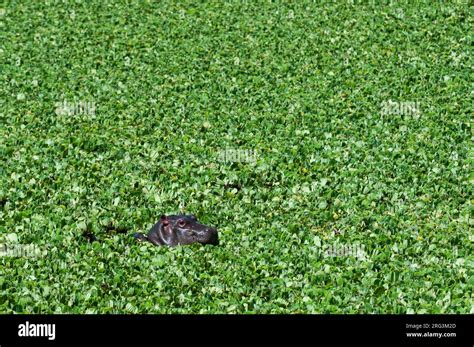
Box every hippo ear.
[160,215,169,225]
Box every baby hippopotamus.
[134,214,218,247]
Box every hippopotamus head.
[135,214,219,247]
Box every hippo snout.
[204,227,219,245]
[137,214,220,247]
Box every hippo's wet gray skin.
[134,214,218,247]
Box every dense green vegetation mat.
[1,1,472,313]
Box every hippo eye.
[178,219,186,227]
